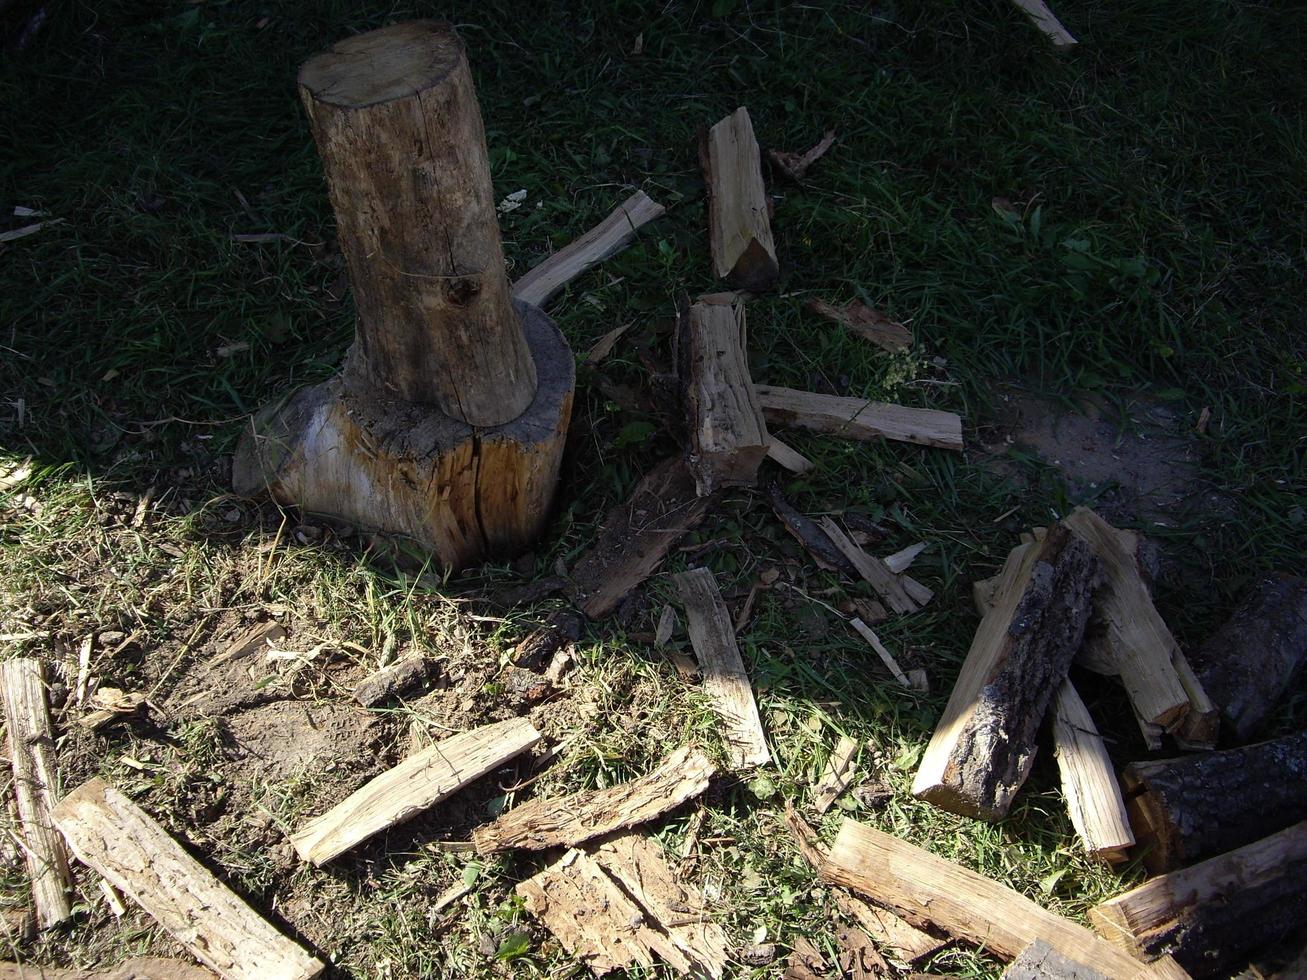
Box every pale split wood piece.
[589,832,731,977]
[512,190,666,309]
[0,958,219,979]
[765,437,814,474]
[700,107,778,291]
[674,568,772,769]
[1052,682,1134,864]
[913,524,1098,820]
[291,717,542,865]
[571,457,716,619]
[820,519,918,615]
[850,619,913,689]
[1090,821,1307,976]
[781,805,946,963]
[756,386,963,451]
[472,745,715,854]
[822,819,1188,979]
[53,778,324,979]
[811,736,859,814]
[0,657,73,928]
[1063,508,1195,735]
[677,298,769,494]
[1011,0,1078,47]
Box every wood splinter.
[512,190,665,309]
[291,717,541,865]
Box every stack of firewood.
[906,508,1307,977]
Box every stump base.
[233,300,573,569]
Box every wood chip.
[1011,0,1078,47]
[849,619,912,688]
[78,687,148,731]
[352,654,430,707]
[293,717,542,865]
[512,191,665,309]
[807,296,912,353]
[756,386,963,451]
[812,736,859,813]
[572,457,716,619]
[768,130,837,181]
[766,437,814,474]
[53,779,324,979]
[820,519,917,615]
[473,745,715,855]
[655,604,678,646]
[584,323,632,365]
[675,568,771,769]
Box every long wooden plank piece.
[512,190,665,308]
[756,385,962,451]
[1,657,73,929]
[674,567,772,769]
[53,778,324,980]
[292,717,542,865]
[473,744,715,855]
[1052,682,1134,864]
[822,818,1186,979]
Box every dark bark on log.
[1186,573,1307,742]
[914,525,1099,819]
[1091,821,1307,977]
[1123,730,1307,872]
[766,483,857,576]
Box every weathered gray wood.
[1004,940,1110,980]
[678,299,769,494]
[572,457,716,619]
[675,568,771,769]
[1123,731,1307,873]
[291,717,541,865]
[756,386,963,451]
[0,657,72,929]
[53,779,323,980]
[473,745,715,854]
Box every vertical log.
[298,20,536,425]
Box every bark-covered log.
[1090,821,1307,977]
[1186,573,1307,742]
[1123,731,1307,872]
[913,525,1099,819]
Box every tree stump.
[233,22,574,568]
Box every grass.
[2,0,1306,975]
